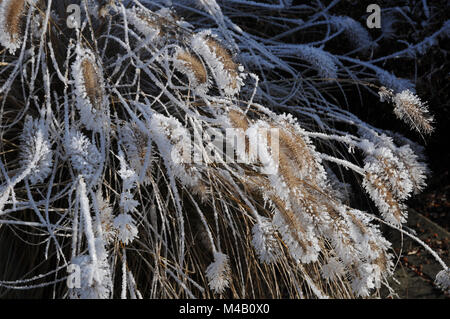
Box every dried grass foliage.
[0,0,448,299]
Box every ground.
[384,209,449,298]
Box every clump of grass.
[0,0,448,299]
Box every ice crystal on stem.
[113,213,138,245]
[70,239,112,299]
[19,116,53,185]
[66,130,101,182]
[117,150,139,214]
[206,252,230,294]
[362,147,410,226]
[393,90,434,135]
[251,217,281,264]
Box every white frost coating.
[351,263,376,297]
[78,178,98,265]
[173,47,210,96]
[360,130,429,194]
[126,6,185,43]
[126,6,161,41]
[19,116,52,185]
[72,45,108,132]
[66,130,101,182]
[191,30,245,96]
[119,123,153,185]
[117,151,139,214]
[272,210,320,264]
[272,44,338,79]
[359,129,429,226]
[321,257,345,280]
[205,251,230,294]
[395,144,428,194]
[113,213,139,245]
[69,239,112,299]
[0,0,29,54]
[297,45,338,79]
[368,147,413,200]
[362,146,410,226]
[150,113,200,188]
[251,217,280,264]
[378,87,433,135]
[1,0,447,300]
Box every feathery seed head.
[206,252,231,294]
[72,46,109,132]
[0,0,26,53]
